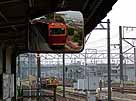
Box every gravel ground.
[112,91,136,101]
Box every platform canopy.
[0,0,117,52]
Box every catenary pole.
[119,26,124,93]
[107,19,111,101]
[63,53,65,97]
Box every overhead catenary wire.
[86,32,119,44]
[85,32,92,44]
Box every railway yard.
[42,88,136,101]
[17,85,136,101]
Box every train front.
[48,22,67,48]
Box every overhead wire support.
[96,19,112,101]
[85,32,92,44]
[92,19,112,101]
[121,25,136,87]
[85,21,108,46]
[37,53,41,101]
[107,19,111,101]
[95,21,108,30]
[62,53,65,98]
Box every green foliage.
[46,13,54,20]
[67,27,74,35]
[72,79,77,83]
[46,13,65,23]
[72,31,80,42]
[55,15,65,23]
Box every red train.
[31,19,67,47]
[48,22,67,46]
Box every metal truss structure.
[17,52,135,66]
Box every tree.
[67,27,74,36]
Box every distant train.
[41,77,59,88]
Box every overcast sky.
[83,0,136,53]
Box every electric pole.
[119,26,124,93]
[107,19,111,101]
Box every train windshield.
[49,28,65,35]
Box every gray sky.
[83,0,136,53]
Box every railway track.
[16,89,86,101]
[112,86,136,93]
[56,90,86,101]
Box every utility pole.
[85,49,89,101]
[85,49,87,79]
[120,26,136,85]
[95,19,112,101]
[119,26,124,93]
[134,47,136,84]
[62,53,65,97]
[37,53,41,101]
[107,19,111,101]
